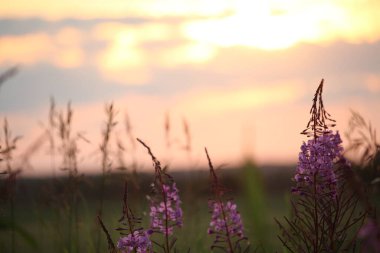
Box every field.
[1,163,295,253]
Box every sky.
[0,0,380,176]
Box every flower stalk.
[137,138,182,253]
[205,148,249,253]
[276,79,366,253]
[117,182,152,253]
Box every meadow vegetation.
[0,73,379,253]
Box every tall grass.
[96,103,117,253]
[1,119,21,253]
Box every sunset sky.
[1,0,380,175]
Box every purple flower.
[208,200,245,239]
[149,182,183,235]
[359,219,380,253]
[117,229,152,253]
[205,148,249,252]
[277,81,367,253]
[293,131,344,196]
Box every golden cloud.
[0,28,85,68]
[158,42,217,67]
[2,0,380,48]
[0,0,232,20]
[182,0,380,49]
[0,33,54,65]
[92,22,217,84]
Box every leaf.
[169,236,177,250]
[0,218,38,249]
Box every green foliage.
[0,217,38,250]
[241,160,270,250]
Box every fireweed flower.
[150,182,183,235]
[208,200,244,239]
[292,131,344,197]
[117,182,153,253]
[292,80,346,198]
[137,138,183,252]
[117,230,152,253]
[276,80,366,253]
[205,148,249,253]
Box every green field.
[0,163,294,253]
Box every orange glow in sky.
[183,0,380,50]
[2,0,380,47]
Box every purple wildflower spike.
[205,148,249,253]
[117,230,152,253]
[292,131,344,197]
[276,79,367,253]
[208,200,244,239]
[117,182,152,253]
[137,138,182,252]
[150,182,183,235]
[293,80,345,197]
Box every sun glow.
[182,0,376,50]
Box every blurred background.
[0,0,380,175]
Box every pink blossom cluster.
[293,131,344,196]
[150,182,183,235]
[208,200,245,239]
[117,229,152,253]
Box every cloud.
[0,0,232,20]
[182,0,380,49]
[158,42,217,67]
[0,33,53,65]
[94,26,148,84]
[0,27,84,68]
[2,0,380,54]
[92,22,175,84]
[92,22,217,84]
